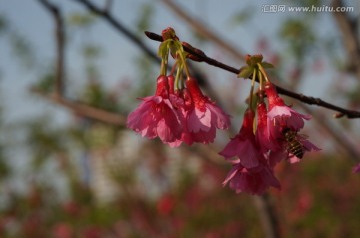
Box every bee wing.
[297,133,309,140]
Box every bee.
[282,128,304,159]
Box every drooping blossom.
[184,77,231,144]
[265,82,311,137]
[268,130,321,165]
[222,156,281,195]
[219,109,259,169]
[256,102,279,153]
[264,82,320,162]
[127,75,183,145]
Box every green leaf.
[157,40,169,58]
[238,66,253,79]
[260,61,274,68]
[245,54,263,67]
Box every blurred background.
[0,0,360,237]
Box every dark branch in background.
[104,0,113,13]
[332,0,360,80]
[72,0,160,63]
[37,0,125,125]
[159,0,245,60]
[145,31,360,119]
[37,0,65,96]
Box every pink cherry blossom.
[219,109,259,169]
[127,75,183,144]
[185,77,231,144]
[256,102,279,153]
[265,82,311,133]
[223,157,281,195]
[269,132,321,165]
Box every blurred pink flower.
[52,223,73,238]
[219,109,259,168]
[80,226,103,238]
[352,163,360,173]
[127,75,183,145]
[157,194,175,216]
[184,77,230,144]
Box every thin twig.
[145,31,360,119]
[72,0,160,64]
[33,90,126,125]
[37,0,125,125]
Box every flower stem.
[249,68,257,109]
[258,71,264,102]
[257,63,270,82]
[178,51,190,77]
[175,64,182,90]
[160,47,169,76]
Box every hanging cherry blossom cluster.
[127,27,320,195]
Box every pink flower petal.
[236,139,260,168]
[157,119,175,142]
[224,162,281,195]
[207,103,231,129]
[267,105,292,119]
[219,137,241,159]
[289,154,301,164]
[187,109,211,133]
[223,164,242,185]
[191,125,216,143]
[196,108,212,131]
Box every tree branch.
[71,0,160,64]
[37,0,125,125]
[157,0,360,161]
[159,0,245,60]
[145,30,360,119]
[332,0,360,79]
[158,0,360,161]
[32,90,126,125]
[37,0,65,96]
